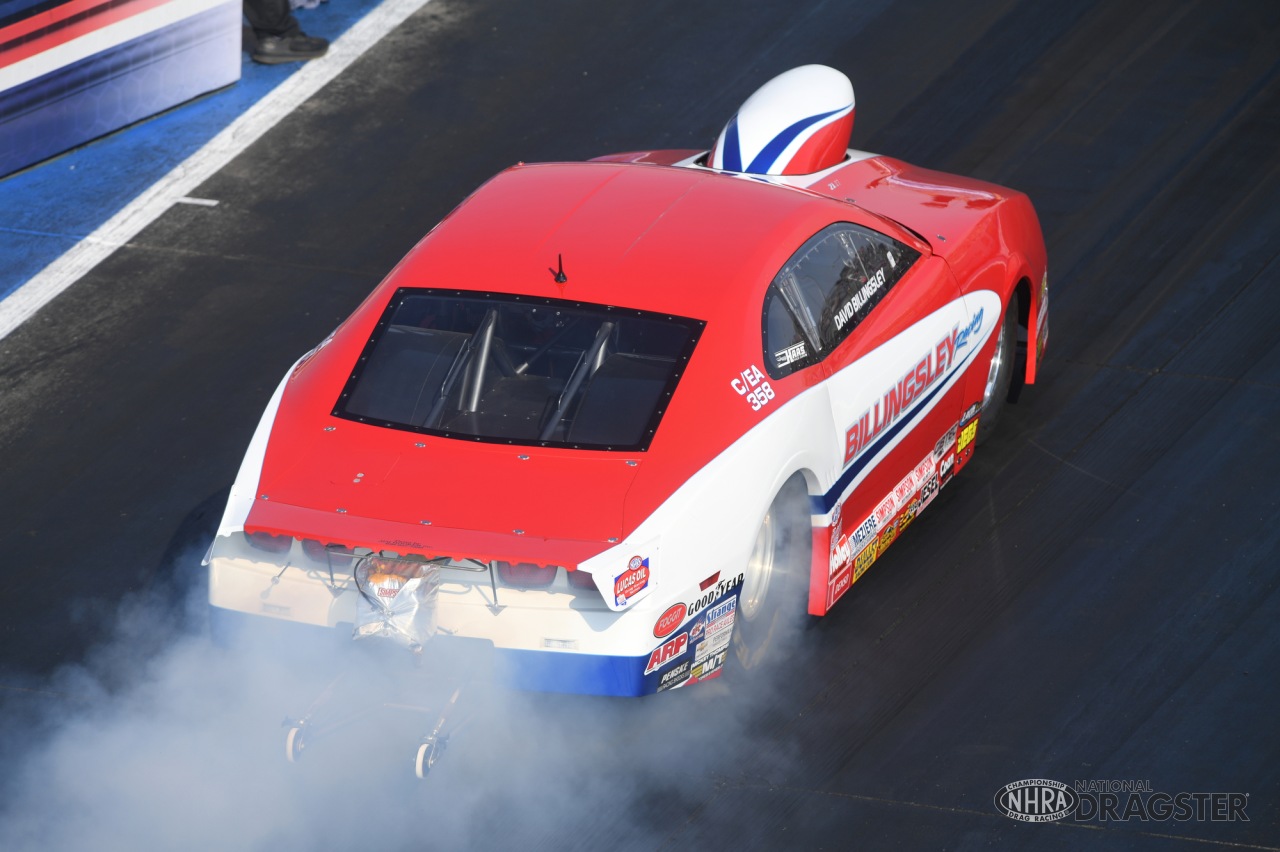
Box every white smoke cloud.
[0,540,814,851]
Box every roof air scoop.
[709,65,855,176]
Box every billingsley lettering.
[845,326,958,463]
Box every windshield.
[333,289,704,451]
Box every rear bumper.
[207,534,733,697]
[208,604,656,697]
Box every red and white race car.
[207,65,1048,697]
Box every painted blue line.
[808,335,987,516]
[721,114,742,171]
[0,0,383,302]
[746,106,845,174]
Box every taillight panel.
[496,561,557,588]
[246,531,292,553]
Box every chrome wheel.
[977,299,1016,445]
[739,506,777,621]
[730,477,809,673]
[982,318,1008,412]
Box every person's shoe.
[251,32,328,64]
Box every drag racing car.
[207,65,1048,699]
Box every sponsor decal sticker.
[895,497,920,536]
[933,423,958,460]
[657,660,692,692]
[691,649,728,681]
[917,472,940,512]
[653,603,686,638]
[853,539,878,582]
[644,632,688,675]
[614,556,650,607]
[878,517,900,551]
[938,450,956,485]
[957,419,978,454]
[773,341,807,369]
[687,572,743,617]
[827,562,852,607]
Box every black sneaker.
[251,32,329,64]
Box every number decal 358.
[731,365,775,412]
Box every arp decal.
[614,556,650,607]
[644,632,689,675]
[731,364,775,411]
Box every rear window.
[333,289,704,451]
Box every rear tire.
[976,299,1016,445]
[730,476,810,672]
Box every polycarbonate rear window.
[333,289,704,451]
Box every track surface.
[1,0,1278,848]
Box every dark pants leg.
[243,0,300,38]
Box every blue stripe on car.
[745,106,847,174]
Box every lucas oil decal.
[614,556,650,607]
[844,309,983,464]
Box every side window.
[763,223,921,378]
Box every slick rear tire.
[976,298,1017,445]
[730,475,810,672]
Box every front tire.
[731,476,810,671]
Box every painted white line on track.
[0,0,435,343]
